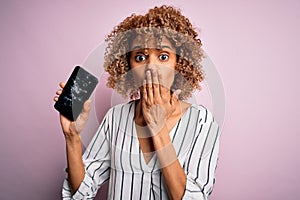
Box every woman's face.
[129,36,177,90]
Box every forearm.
[65,135,85,195]
[152,126,187,200]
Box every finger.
[158,70,170,100]
[73,100,91,133]
[59,82,66,89]
[146,70,153,102]
[151,69,160,101]
[53,96,59,102]
[77,100,91,129]
[56,89,62,95]
[158,69,167,95]
[83,99,91,111]
[142,79,147,102]
[171,89,181,106]
[80,100,91,121]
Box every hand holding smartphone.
[54,66,98,121]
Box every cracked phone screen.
[54,66,98,121]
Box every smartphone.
[54,66,98,121]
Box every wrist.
[65,134,82,147]
[152,124,171,149]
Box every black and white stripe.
[62,101,220,200]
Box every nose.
[145,53,158,71]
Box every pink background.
[0,0,299,199]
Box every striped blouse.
[62,100,220,200]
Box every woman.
[54,5,220,200]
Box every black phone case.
[54,66,98,121]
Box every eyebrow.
[131,45,174,51]
[161,45,173,51]
[131,45,143,51]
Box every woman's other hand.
[141,69,181,135]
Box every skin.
[54,37,191,199]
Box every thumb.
[171,89,181,105]
[81,99,91,120]
[74,100,91,133]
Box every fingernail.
[146,70,151,76]
[86,99,91,104]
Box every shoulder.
[188,104,220,145]
[189,104,216,125]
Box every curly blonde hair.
[104,5,205,100]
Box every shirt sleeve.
[62,110,112,200]
[182,108,220,200]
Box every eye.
[159,54,169,61]
[135,55,146,62]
